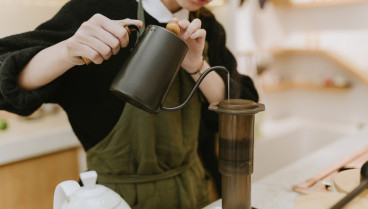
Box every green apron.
[87,69,210,208]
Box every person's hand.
[64,14,143,65]
[176,18,206,73]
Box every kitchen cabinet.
[0,107,82,209]
[0,148,80,209]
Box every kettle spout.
[53,180,81,209]
[161,66,229,111]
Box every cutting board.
[332,168,368,197]
[295,169,368,209]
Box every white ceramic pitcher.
[53,170,131,209]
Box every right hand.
[64,14,143,65]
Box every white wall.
[234,0,368,73]
[272,3,368,71]
[0,1,68,38]
[209,0,239,52]
[234,0,368,133]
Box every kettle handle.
[53,180,81,209]
[125,24,141,45]
[161,66,229,111]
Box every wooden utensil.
[295,192,368,209]
[293,146,368,194]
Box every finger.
[80,36,111,62]
[182,19,202,39]
[177,19,190,39]
[73,26,114,62]
[82,46,104,64]
[119,18,144,28]
[171,17,179,22]
[89,16,130,48]
[68,39,104,65]
[178,19,190,31]
[89,38,114,61]
[84,23,122,56]
[189,28,206,40]
[113,19,143,47]
[95,21,130,49]
[88,14,135,48]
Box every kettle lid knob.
[80,170,98,189]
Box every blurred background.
[1,0,368,208]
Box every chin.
[178,0,205,11]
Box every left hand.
[175,18,206,73]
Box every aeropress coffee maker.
[209,99,264,209]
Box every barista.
[0,0,258,208]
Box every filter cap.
[209,99,265,114]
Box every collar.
[136,0,189,23]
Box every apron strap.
[97,160,195,184]
[137,0,145,35]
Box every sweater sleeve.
[0,0,93,116]
[0,47,58,115]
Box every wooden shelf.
[271,0,368,8]
[271,48,368,85]
[263,81,351,92]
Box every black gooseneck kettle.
[110,24,229,114]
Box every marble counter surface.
[204,126,368,209]
[2,108,368,208]
[0,109,80,165]
[251,126,368,209]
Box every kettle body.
[53,171,131,209]
[110,25,188,114]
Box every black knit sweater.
[0,0,258,151]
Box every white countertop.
[251,126,368,209]
[2,108,368,209]
[204,126,368,209]
[0,109,80,165]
